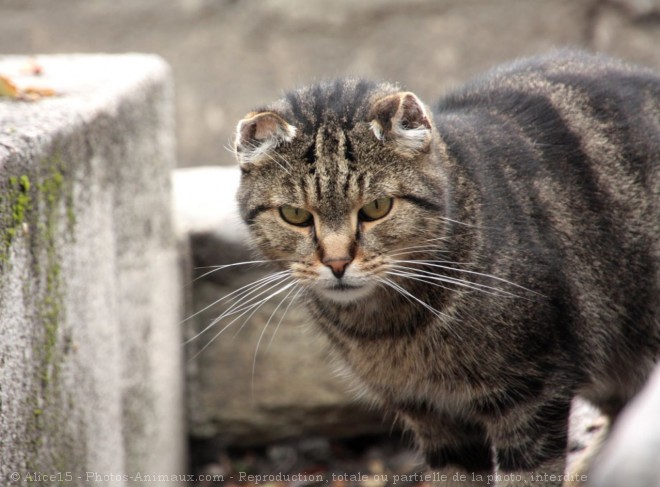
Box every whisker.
[374,276,415,308]
[385,235,474,259]
[244,139,293,175]
[182,270,290,341]
[251,283,301,393]
[233,280,298,339]
[224,141,236,155]
[390,237,452,250]
[266,285,305,353]
[219,276,296,330]
[419,236,459,243]
[387,246,451,258]
[188,279,295,361]
[438,216,491,230]
[188,259,285,285]
[390,257,476,267]
[390,263,515,295]
[387,268,517,298]
[379,277,449,321]
[188,298,265,362]
[194,259,289,271]
[254,142,292,176]
[392,259,540,296]
[385,270,456,295]
[184,269,289,326]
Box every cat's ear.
[369,92,432,157]
[234,111,297,168]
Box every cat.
[231,51,660,486]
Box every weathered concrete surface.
[2,0,659,167]
[0,55,184,485]
[589,364,660,487]
[173,167,388,446]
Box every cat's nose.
[323,257,352,279]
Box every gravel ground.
[191,400,605,486]
[192,434,426,487]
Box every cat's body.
[233,51,659,486]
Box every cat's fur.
[233,51,660,486]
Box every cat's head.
[234,79,449,304]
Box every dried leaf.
[0,75,18,98]
[23,86,57,99]
[0,73,56,101]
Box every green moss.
[1,153,80,478]
[36,163,68,387]
[12,175,31,221]
[0,174,32,266]
[30,157,79,478]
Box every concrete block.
[589,364,660,487]
[0,55,184,485]
[172,167,388,447]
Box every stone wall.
[0,55,184,485]
[1,0,659,167]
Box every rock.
[567,398,604,459]
[172,166,388,446]
[171,166,247,246]
[589,364,660,487]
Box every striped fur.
[234,51,659,485]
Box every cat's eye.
[279,205,313,226]
[359,197,393,222]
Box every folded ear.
[368,92,432,157]
[234,111,297,168]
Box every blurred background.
[2,0,659,169]
[3,0,659,483]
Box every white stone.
[590,364,660,487]
[171,165,247,246]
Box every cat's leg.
[398,408,494,487]
[488,398,572,487]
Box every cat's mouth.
[315,279,377,303]
[330,282,363,291]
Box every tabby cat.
[231,51,660,486]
